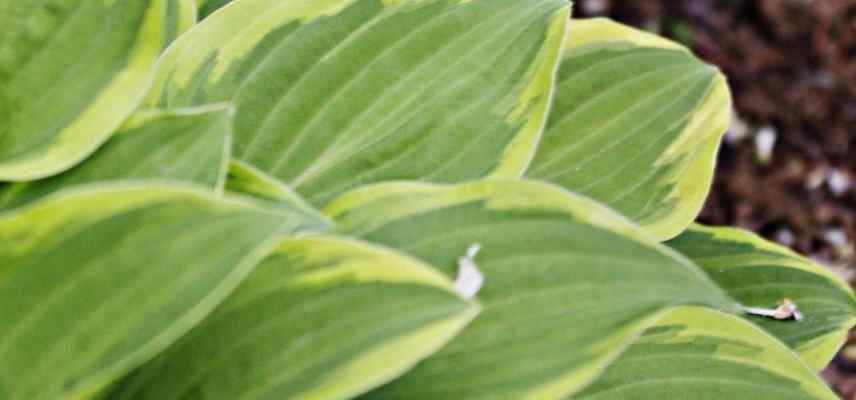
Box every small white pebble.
[774,228,795,247]
[811,71,836,89]
[755,126,777,164]
[581,0,608,15]
[453,244,484,300]
[726,113,750,144]
[827,169,851,196]
[824,228,849,250]
[805,167,827,190]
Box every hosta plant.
[0,1,853,399]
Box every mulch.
[575,0,856,397]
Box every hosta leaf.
[576,306,837,400]
[526,18,732,240]
[0,183,319,400]
[225,159,327,220]
[197,0,233,19]
[0,0,168,181]
[667,224,856,370]
[148,0,569,206]
[109,236,478,400]
[0,105,232,211]
[324,179,736,399]
[164,0,198,49]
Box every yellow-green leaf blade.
[0,183,314,399]
[164,0,198,50]
[576,306,838,400]
[667,224,856,370]
[325,179,735,399]
[225,159,330,222]
[150,0,569,206]
[0,105,232,211]
[0,0,169,180]
[527,18,732,240]
[109,236,478,400]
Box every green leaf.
[197,0,233,19]
[526,18,732,240]
[0,183,320,399]
[0,105,232,211]
[148,0,569,206]
[667,224,856,370]
[164,0,198,50]
[324,179,736,399]
[0,0,169,181]
[109,236,478,400]
[225,159,329,221]
[576,306,838,400]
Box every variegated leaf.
[577,306,837,400]
[0,183,320,399]
[325,179,736,399]
[526,18,732,240]
[0,105,232,211]
[109,236,478,400]
[149,0,569,206]
[0,0,168,180]
[668,224,856,370]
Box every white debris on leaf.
[453,244,484,300]
[773,299,803,321]
[743,298,803,321]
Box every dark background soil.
[574,0,856,397]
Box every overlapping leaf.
[0,183,324,399]
[225,159,326,219]
[526,18,732,240]
[324,179,736,399]
[164,0,198,49]
[668,224,856,370]
[147,0,569,206]
[0,0,168,180]
[197,0,234,19]
[109,237,478,400]
[0,2,847,398]
[576,307,838,400]
[0,105,232,211]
